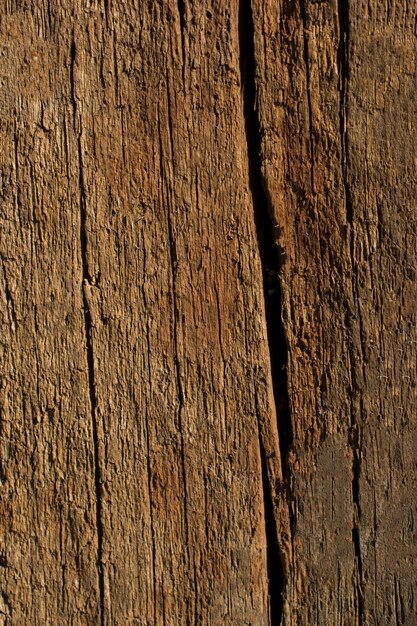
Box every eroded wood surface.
[0,1,415,624]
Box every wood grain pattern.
[253,0,416,622]
[0,1,415,624]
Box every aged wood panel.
[68,3,278,624]
[253,0,416,623]
[0,6,103,625]
[0,0,415,625]
[0,2,279,625]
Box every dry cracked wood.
[0,1,415,624]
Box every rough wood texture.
[0,1,415,625]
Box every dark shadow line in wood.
[337,0,364,626]
[300,0,315,194]
[70,37,106,626]
[259,429,285,622]
[337,0,353,225]
[337,2,364,618]
[238,1,293,622]
[238,0,292,487]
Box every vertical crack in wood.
[299,0,326,292]
[300,0,315,194]
[144,326,157,626]
[238,0,293,485]
[238,1,292,622]
[164,187,191,559]
[70,39,105,626]
[165,179,193,626]
[176,0,186,82]
[338,0,353,225]
[157,90,193,619]
[257,413,285,622]
[350,407,364,623]
[337,4,364,621]
[103,0,109,29]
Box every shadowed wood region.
[0,1,415,625]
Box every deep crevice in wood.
[238,1,292,622]
[259,432,285,622]
[300,0,315,194]
[177,0,186,81]
[238,0,292,483]
[103,0,109,29]
[337,5,364,620]
[78,140,106,626]
[70,38,105,626]
[238,0,292,480]
[349,424,364,623]
[337,0,353,225]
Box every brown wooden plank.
[253,0,416,623]
[1,1,415,624]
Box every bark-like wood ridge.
[0,1,415,625]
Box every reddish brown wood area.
[0,1,415,624]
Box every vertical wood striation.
[1,1,415,624]
[70,35,105,626]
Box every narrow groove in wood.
[156,99,193,622]
[103,0,109,29]
[350,421,364,624]
[1,263,17,330]
[337,0,353,225]
[165,191,194,626]
[177,0,186,81]
[300,0,315,193]
[165,199,190,540]
[337,4,364,620]
[258,425,285,622]
[144,321,157,626]
[70,38,105,626]
[238,1,292,621]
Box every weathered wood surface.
[0,1,415,624]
